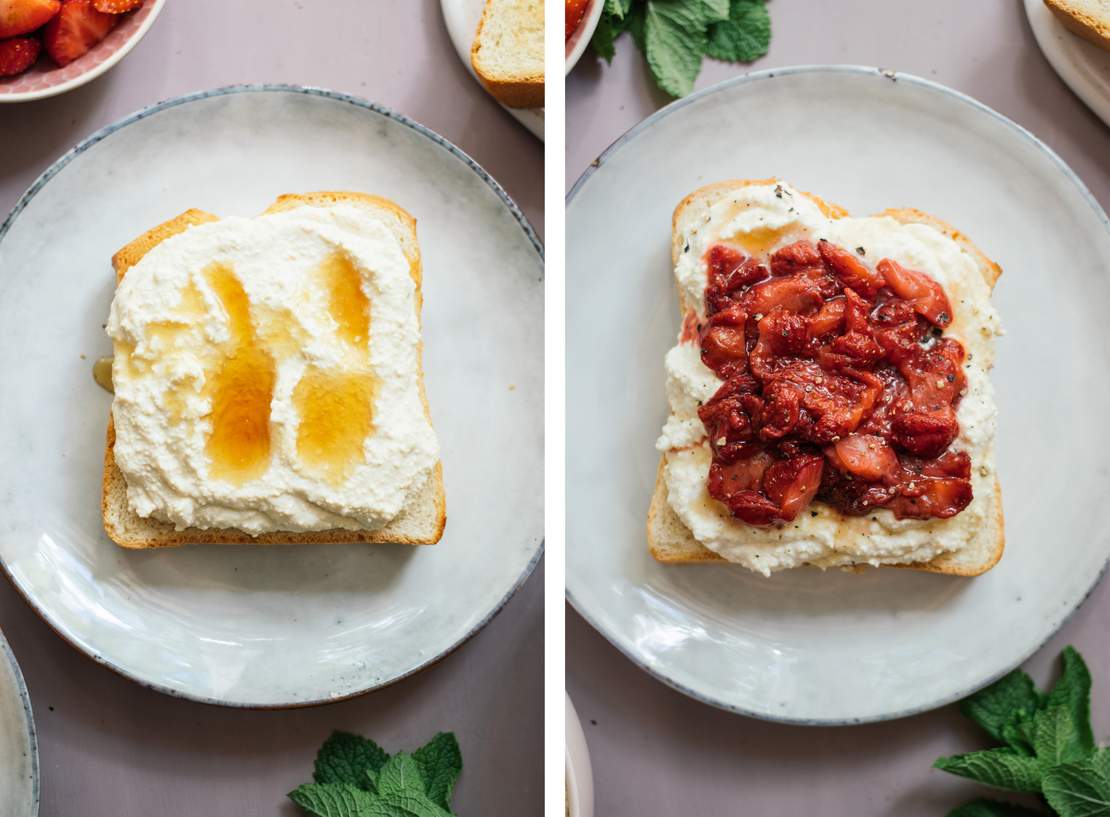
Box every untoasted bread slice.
[648,179,1004,576]
[102,192,446,548]
[470,0,544,109]
[1043,0,1110,51]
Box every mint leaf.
[1031,705,1090,765]
[644,0,708,97]
[1092,749,1110,780]
[935,748,1043,793]
[1043,761,1110,817]
[701,0,731,23]
[963,670,1045,745]
[314,732,390,790]
[605,0,634,18]
[412,733,462,810]
[627,2,647,51]
[947,799,1047,817]
[370,753,452,817]
[1046,646,1096,756]
[290,783,376,817]
[705,0,770,63]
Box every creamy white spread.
[656,183,1002,574]
[107,203,439,534]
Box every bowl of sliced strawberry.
[0,0,164,102]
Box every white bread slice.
[1043,0,1110,51]
[470,0,544,109]
[102,192,446,548]
[648,179,1004,576]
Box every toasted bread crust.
[102,192,446,547]
[1043,0,1110,50]
[470,0,544,108]
[650,178,1005,576]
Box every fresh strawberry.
[0,0,60,38]
[91,0,140,12]
[42,0,115,66]
[0,35,40,76]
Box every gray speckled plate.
[0,86,543,707]
[566,66,1110,724]
[0,632,37,817]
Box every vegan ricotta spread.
[107,203,439,534]
[656,182,1001,574]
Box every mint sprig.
[591,0,771,98]
[290,731,463,817]
[937,646,1108,817]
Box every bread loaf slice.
[1043,0,1110,51]
[648,179,1004,576]
[102,192,446,548]
[470,0,544,108]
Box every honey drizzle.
[202,262,275,484]
[321,251,371,351]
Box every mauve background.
[0,1,542,815]
[566,2,1108,815]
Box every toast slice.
[470,0,544,109]
[648,179,1004,576]
[1043,0,1110,51]
[102,192,446,548]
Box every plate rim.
[0,630,38,817]
[0,83,544,709]
[565,63,1110,725]
[1023,0,1110,128]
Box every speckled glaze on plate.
[0,631,37,817]
[566,66,1110,724]
[1025,0,1110,127]
[440,0,544,140]
[0,86,543,708]
[0,0,165,103]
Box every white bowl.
[565,0,604,75]
[0,0,166,104]
[565,694,594,817]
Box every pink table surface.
[566,2,1109,815]
[0,2,543,815]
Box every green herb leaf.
[290,783,376,817]
[1042,760,1110,817]
[605,0,634,18]
[947,798,1048,817]
[314,732,390,790]
[1031,705,1090,766]
[412,733,462,810]
[701,0,731,24]
[369,754,453,817]
[705,0,770,63]
[1046,646,1096,756]
[934,748,1044,793]
[627,2,647,51]
[644,0,708,97]
[962,670,1045,745]
[592,15,622,62]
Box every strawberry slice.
[877,258,953,327]
[763,455,823,520]
[42,0,115,66]
[818,239,885,297]
[91,0,140,11]
[827,434,897,481]
[0,0,60,38]
[0,35,39,75]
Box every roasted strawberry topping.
[694,238,971,525]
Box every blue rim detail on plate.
[0,631,38,817]
[0,83,544,709]
[565,64,1110,726]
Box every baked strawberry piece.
[0,0,60,38]
[0,34,39,75]
[42,0,115,66]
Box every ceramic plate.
[566,0,603,74]
[0,632,37,817]
[565,694,594,817]
[566,66,1110,724]
[440,0,544,141]
[1025,0,1110,127]
[0,86,543,708]
[0,0,166,103]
